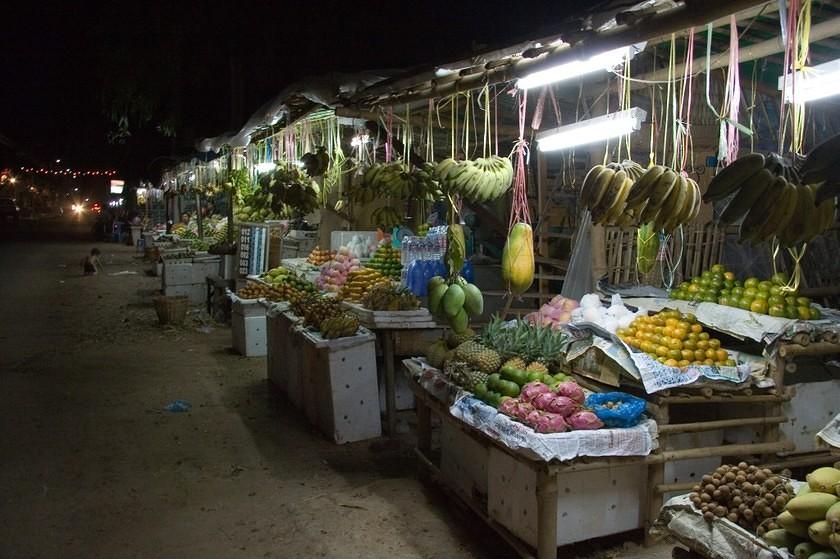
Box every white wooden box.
[163,262,193,286]
[232,313,267,357]
[440,421,489,500]
[164,283,206,305]
[487,447,646,548]
[781,379,840,454]
[663,430,724,501]
[298,328,381,443]
[191,258,220,283]
[266,309,298,396]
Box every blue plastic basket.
[585,392,647,428]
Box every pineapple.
[525,361,549,375]
[425,339,450,369]
[466,369,489,390]
[443,361,472,388]
[447,327,476,349]
[454,341,501,374]
[502,357,527,370]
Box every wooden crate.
[265,308,297,395]
[487,447,647,548]
[297,328,382,443]
[341,302,437,329]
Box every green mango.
[428,283,448,316]
[462,282,484,317]
[442,284,465,317]
[449,308,469,333]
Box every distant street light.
[73,187,79,192]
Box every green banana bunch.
[358,161,442,202]
[370,206,402,229]
[435,156,513,202]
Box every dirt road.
[0,218,671,559]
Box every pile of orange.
[617,310,735,368]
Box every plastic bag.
[585,392,646,428]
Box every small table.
[341,303,441,436]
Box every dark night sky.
[2,1,586,182]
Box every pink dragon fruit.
[532,392,558,412]
[553,381,585,404]
[567,410,604,430]
[512,402,535,420]
[520,382,551,403]
[525,410,543,425]
[545,395,578,416]
[498,397,519,415]
[534,412,569,433]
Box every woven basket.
[153,295,188,325]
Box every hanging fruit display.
[502,222,535,295]
[619,309,734,368]
[803,133,840,204]
[256,163,320,215]
[369,206,403,229]
[434,156,514,202]
[366,242,402,279]
[704,152,837,246]
[428,275,483,334]
[669,264,822,320]
[355,161,442,203]
[581,162,701,230]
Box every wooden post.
[382,330,397,437]
[536,150,550,305]
[536,468,558,559]
[645,400,669,546]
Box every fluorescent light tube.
[536,107,647,152]
[518,44,643,90]
[255,162,276,174]
[779,58,840,103]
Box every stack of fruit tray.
[341,301,437,329]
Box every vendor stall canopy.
[191,0,840,162]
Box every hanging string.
[462,91,471,159]
[508,90,531,230]
[426,98,435,162]
[675,28,696,172]
[403,104,412,163]
[494,86,500,156]
[723,16,742,165]
[385,106,394,163]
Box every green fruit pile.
[764,466,840,556]
[366,243,402,279]
[670,264,822,320]
[428,275,484,333]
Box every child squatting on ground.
[82,248,103,276]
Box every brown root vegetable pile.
[689,462,795,536]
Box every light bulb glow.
[518,45,635,90]
[255,162,276,174]
[536,107,646,152]
[779,58,840,103]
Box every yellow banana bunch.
[435,156,513,202]
[581,162,701,231]
[358,161,442,203]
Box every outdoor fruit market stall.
[150,0,840,555]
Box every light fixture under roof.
[536,107,647,152]
[518,43,645,90]
[778,58,840,103]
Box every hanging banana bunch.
[704,148,837,246]
[434,156,514,203]
[579,161,701,231]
